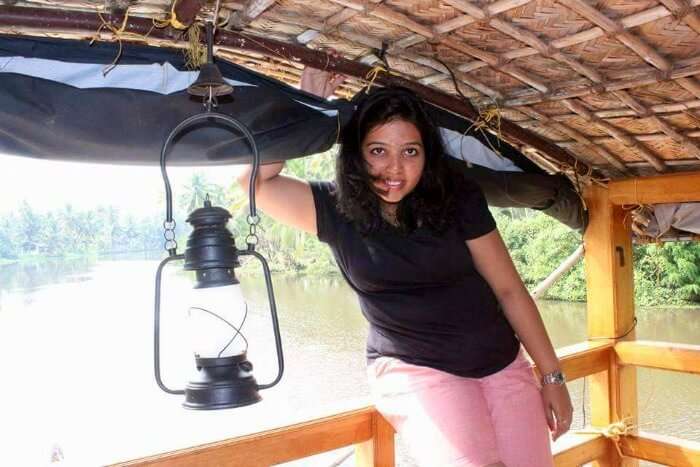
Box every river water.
[0,256,698,467]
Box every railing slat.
[552,341,613,382]
[553,432,609,466]
[616,340,700,375]
[115,406,375,466]
[621,431,700,467]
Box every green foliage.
[494,208,587,302]
[228,150,339,276]
[634,241,700,305]
[0,204,162,259]
[4,157,698,307]
[494,208,700,305]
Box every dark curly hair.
[335,86,457,234]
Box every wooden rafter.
[500,57,700,107]
[325,0,552,93]
[517,106,630,175]
[562,99,666,172]
[553,0,699,168]
[420,3,698,88]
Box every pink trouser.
[367,348,554,467]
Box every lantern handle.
[239,249,284,389]
[159,111,260,256]
[154,254,186,395]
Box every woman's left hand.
[541,383,573,441]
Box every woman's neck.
[380,202,399,226]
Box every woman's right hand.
[300,50,346,98]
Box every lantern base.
[183,354,261,410]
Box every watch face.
[545,372,565,385]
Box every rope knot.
[364,64,388,93]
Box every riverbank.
[3,252,699,308]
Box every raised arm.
[236,54,346,236]
[236,162,316,235]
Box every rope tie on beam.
[92,7,152,76]
[152,1,189,30]
[364,63,393,93]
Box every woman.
[237,66,572,467]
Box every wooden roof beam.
[612,90,700,160]
[562,99,667,172]
[517,106,630,175]
[609,172,700,205]
[498,57,700,107]
[538,130,700,147]
[556,0,672,72]
[443,0,605,88]
[263,10,500,99]
[391,0,539,50]
[554,1,699,165]
[421,3,685,87]
[326,0,551,94]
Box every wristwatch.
[542,370,566,386]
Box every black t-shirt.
[310,180,520,378]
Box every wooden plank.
[554,341,613,382]
[621,431,700,467]
[553,432,609,466]
[609,172,700,205]
[115,406,375,466]
[355,412,395,467]
[583,184,639,467]
[529,341,613,382]
[615,340,700,375]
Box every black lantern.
[153,21,283,410]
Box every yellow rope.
[152,1,189,30]
[464,104,503,157]
[576,419,636,459]
[364,64,388,94]
[91,8,133,76]
[184,23,207,69]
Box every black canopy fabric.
[0,34,586,230]
[0,35,346,166]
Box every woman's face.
[361,119,426,206]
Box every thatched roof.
[1,0,699,182]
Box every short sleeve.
[457,181,497,240]
[309,181,341,244]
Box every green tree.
[179,172,227,212]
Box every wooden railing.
[117,339,700,466]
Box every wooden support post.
[583,184,639,467]
[355,412,395,467]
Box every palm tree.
[179,172,226,212]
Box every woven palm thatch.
[1,0,699,182]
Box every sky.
[0,153,240,216]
